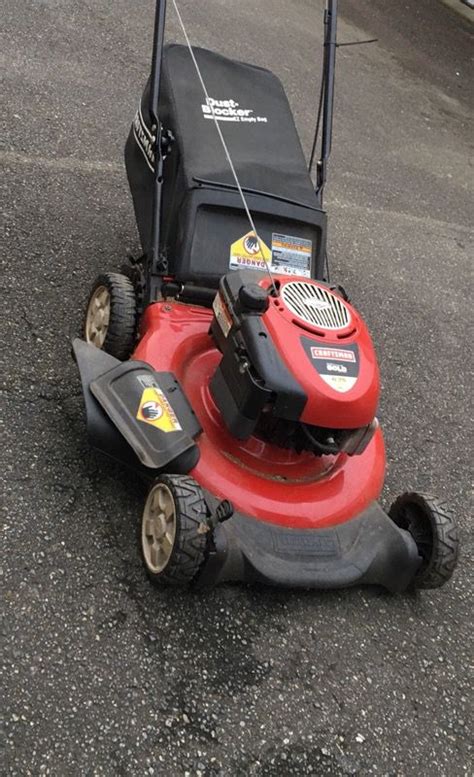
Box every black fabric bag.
[125,44,326,283]
[159,44,317,204]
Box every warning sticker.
[136,386,182,433]
[271,233,312,278]
[229,231,272,272]
[212,293,233,337]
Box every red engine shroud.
[257,278,380,429]
[133,298,386,530]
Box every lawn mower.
[73,0,459,591]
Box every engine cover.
[210,271,380,446]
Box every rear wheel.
[389,492,459,588]
[141,475,208,586]
[84,272,137,360]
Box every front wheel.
[141,475,208,587]
[389,492,459,589]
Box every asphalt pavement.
[1,1,473,775]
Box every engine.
[210,270,380,456]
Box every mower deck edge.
[196,501,421,592]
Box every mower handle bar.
[145,0,337,298]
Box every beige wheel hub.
[142,483,177,574]
[85,285,111,348]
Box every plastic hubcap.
[142,484,176,573]
[85,286,111,347]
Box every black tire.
[141,475,208,587]
[389,492,459,589]
[84,272,137,360]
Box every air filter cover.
[281,281,351,331]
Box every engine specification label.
[300,338,360,393]
[271,233,312,278]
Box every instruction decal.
[271,233,312,278]
[229,231,272,272]
[136,386,182,432]
[301,338,360,393]
[213,293,233,337]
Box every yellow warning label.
[136,386,182,432]
[229,231,271,272]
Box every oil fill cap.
[238,283,269,313]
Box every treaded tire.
[141,475,208,587]
[84,272,137,360]
[389,492,459,589]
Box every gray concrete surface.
[1,1,473,775]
